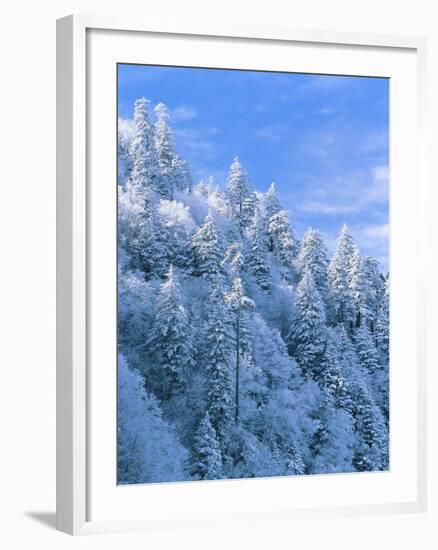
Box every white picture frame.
[56,14,428,535]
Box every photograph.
[116,64,390,485]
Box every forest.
[117,97,389,484]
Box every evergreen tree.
[129,97,160,197]
[315,329,351,410]
[188,412,223,480]
[248,208,271,290]
[355,323,380,377]
[172,154,193,193]
[129,211,168,278]
[225,277,255,422]
[204,282,234,450]
[298,227,329,301]
[288,269,327,378]
[264,182,282,220]
[226,157,256,229]
[336,327,388,471]
[327,224,356,327]
[190,210,224,279]
[375,279,390,360]
[363,255,386,331]
[222,242,245,277]
[154,102,175,199]
[148,266,196,400]
[349,249,373,328]
[267,210,298,280]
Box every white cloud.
[255,124,288,141]
[361,131,388,154]
[373,164,389,183]
[362,223,389,239]
[298,201,359,215]
[173,128,215,158]
[171,106,197,121]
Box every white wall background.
[0,1,436,548]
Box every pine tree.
[298,227,329,301]
[190,210,224,279]
[222,242,245,277]
[335,327,388,471]
[267,210,298,280]
[188,412,223,480]
[154,102,175,199]
[129,211,168,278]
[315,330,351,410]
[248,208,271,290]
[288,269,327,379]
[349,249,373,328]
[226,157,256,229]
[225,277,255,422]
[327,224,356,327]
[375,279,389,360]
[204,281,234,449]
[172,154,193,193]
[129,98,160,197]
[148,266,196,400]
[354,323,380,378]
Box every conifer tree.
[349,249,373,328]
[298,227,329,301]
[327,224,356,327]
[188,412,223,480]
[288,269,327,378]
[354,323,380,377]
[335,326,388,471]
[204,282,234,449]
[172,154,193,193]
[226,157,256,229]
[148,266,196,400]
[190,210,224,279]
[154,102,176,199]
[222,242,245,277]
[248,208,271,290]
[267,210,298,280]
[129,211,168,278]
[129,98,160,197]
[225,277,255,422]
[375,279,390,360]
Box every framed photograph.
[57,15,428,535]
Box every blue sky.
[118,64,389,272]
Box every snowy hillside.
[117,98,389,484]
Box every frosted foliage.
[118,355,187,483]
[117,96,389,484]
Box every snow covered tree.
[204,282,234,449]
[154,102,176,198]
[188,412,223,480]
[315,329,351,410]
[375,279,390,360]
[172,154,193,193]
[288,269,327,379]
[226,157,256,229]
[129,97,160,197]
[129,211,169,277]
[264,182,282,221]
[248,208,271,290]
[355,323,380,377]
[362,255,386,331]
[298,227,329,301]
[222,242,245,277]
[190,210,224,279]
[267,210,298,280]
[118,355,187,484]
[327,224,356,327]
[349,249,373,328]
[148,266,196,400]
[225,277,255,422]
